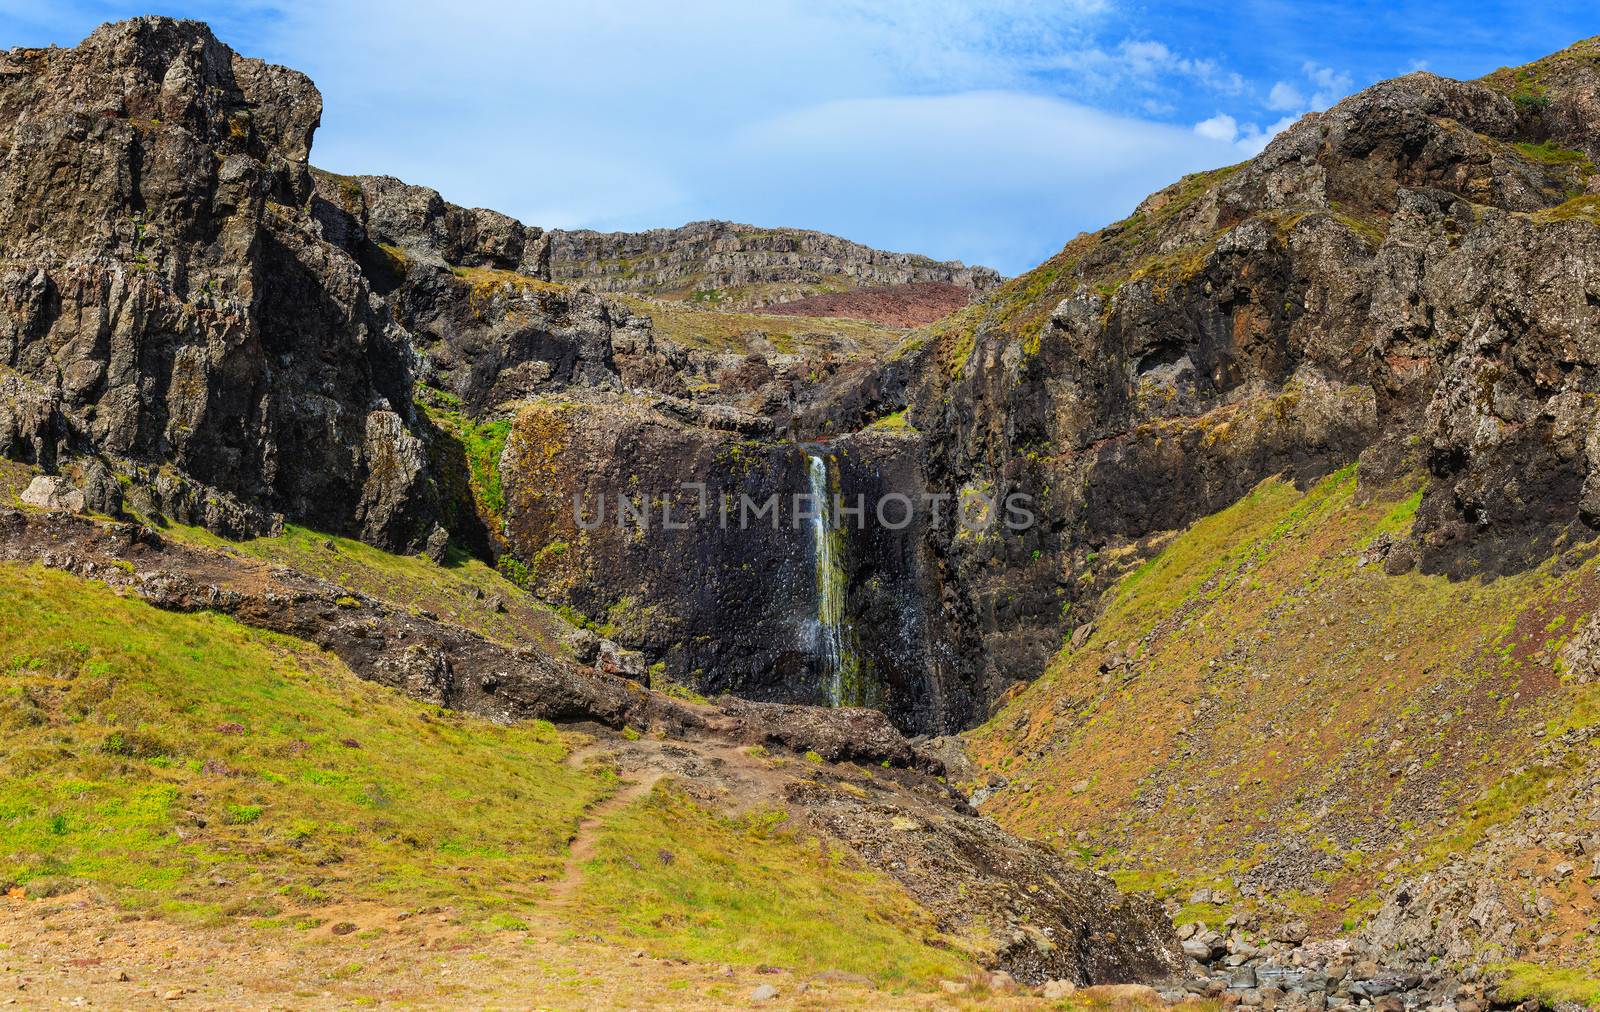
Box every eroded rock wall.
[547,220,1001,308]
[0,17,439,547]
[888,49,1600,707]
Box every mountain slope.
[963,467,1600,971]
[895,37,1600,1005]
[881,36,1600,717]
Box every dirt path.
[546,767,665,907]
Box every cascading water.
[804,449,858,706]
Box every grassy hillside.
[0,561,979,988]
[615,294,908,357]
[165,520,569,655]
[575,782,970,983]
[966,467,1600,940]
[0,562,610,923]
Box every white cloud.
[12,0,1271,275]
[722,91,1243,271]
[1197,58,1353,159]
[1050,38,1246,98]
[1303,62,1355,110]
[1267,81,1305,111]
[1194,113,1240,143]
[220,0,1258,274]
[1196,110,1305,156]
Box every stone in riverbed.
[1183,937,1214,961]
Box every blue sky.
[4,2,1597,275]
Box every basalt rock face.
[0,17,1010,730]
[0,18,439,547]
[884,41,1600,706]
[308,170,642,414]
[547,220,1001,309]
[498,393,823,702]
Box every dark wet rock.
[423,524,450,564]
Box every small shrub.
[100,729,171,759]
[222,804,263,825]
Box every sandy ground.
[1,890,1132,1010]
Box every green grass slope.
[164,520,568,655]
[0,562,610,923]
[575,783,971,984]
[0,560,978,986]
[966,467,1600,943]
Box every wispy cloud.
[9,0,1597,275]
[1202,60,1354,156]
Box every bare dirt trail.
[544,766,665,908]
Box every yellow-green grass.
[0,456,31,503]
[448,265,568,303]
[1492,962,1600,1007]
[0,561,611,925]
[575,782,974,986]
[1531,195,1600,225]
[1,562,1001,982]
[614,294,907,357]
[967,466,1600,931]
[677,276,856,308]
[1512,140,1596,172]
[416,384,514,535]
[866,409,916,433]
[161,521,567,655]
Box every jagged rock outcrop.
[0,17,439,547]
[547,219,1001,308]
[875,39,1600,709]
[311,169,551,277]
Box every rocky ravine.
[880,37,1600,710]
[0,501,1183,989]
[0,17,981,724]
[8,17,1600,1004]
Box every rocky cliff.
[10,17,1600,742]
[886,38,1600,711]
[10,14,1600,1005]
[0,18,441,547]
[546,219,1002,309]
[0,16,995,727]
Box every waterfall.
[805,450,857,706]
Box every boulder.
[80,461,123,517]
[21,476,85,513]
[423,525,450,564]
